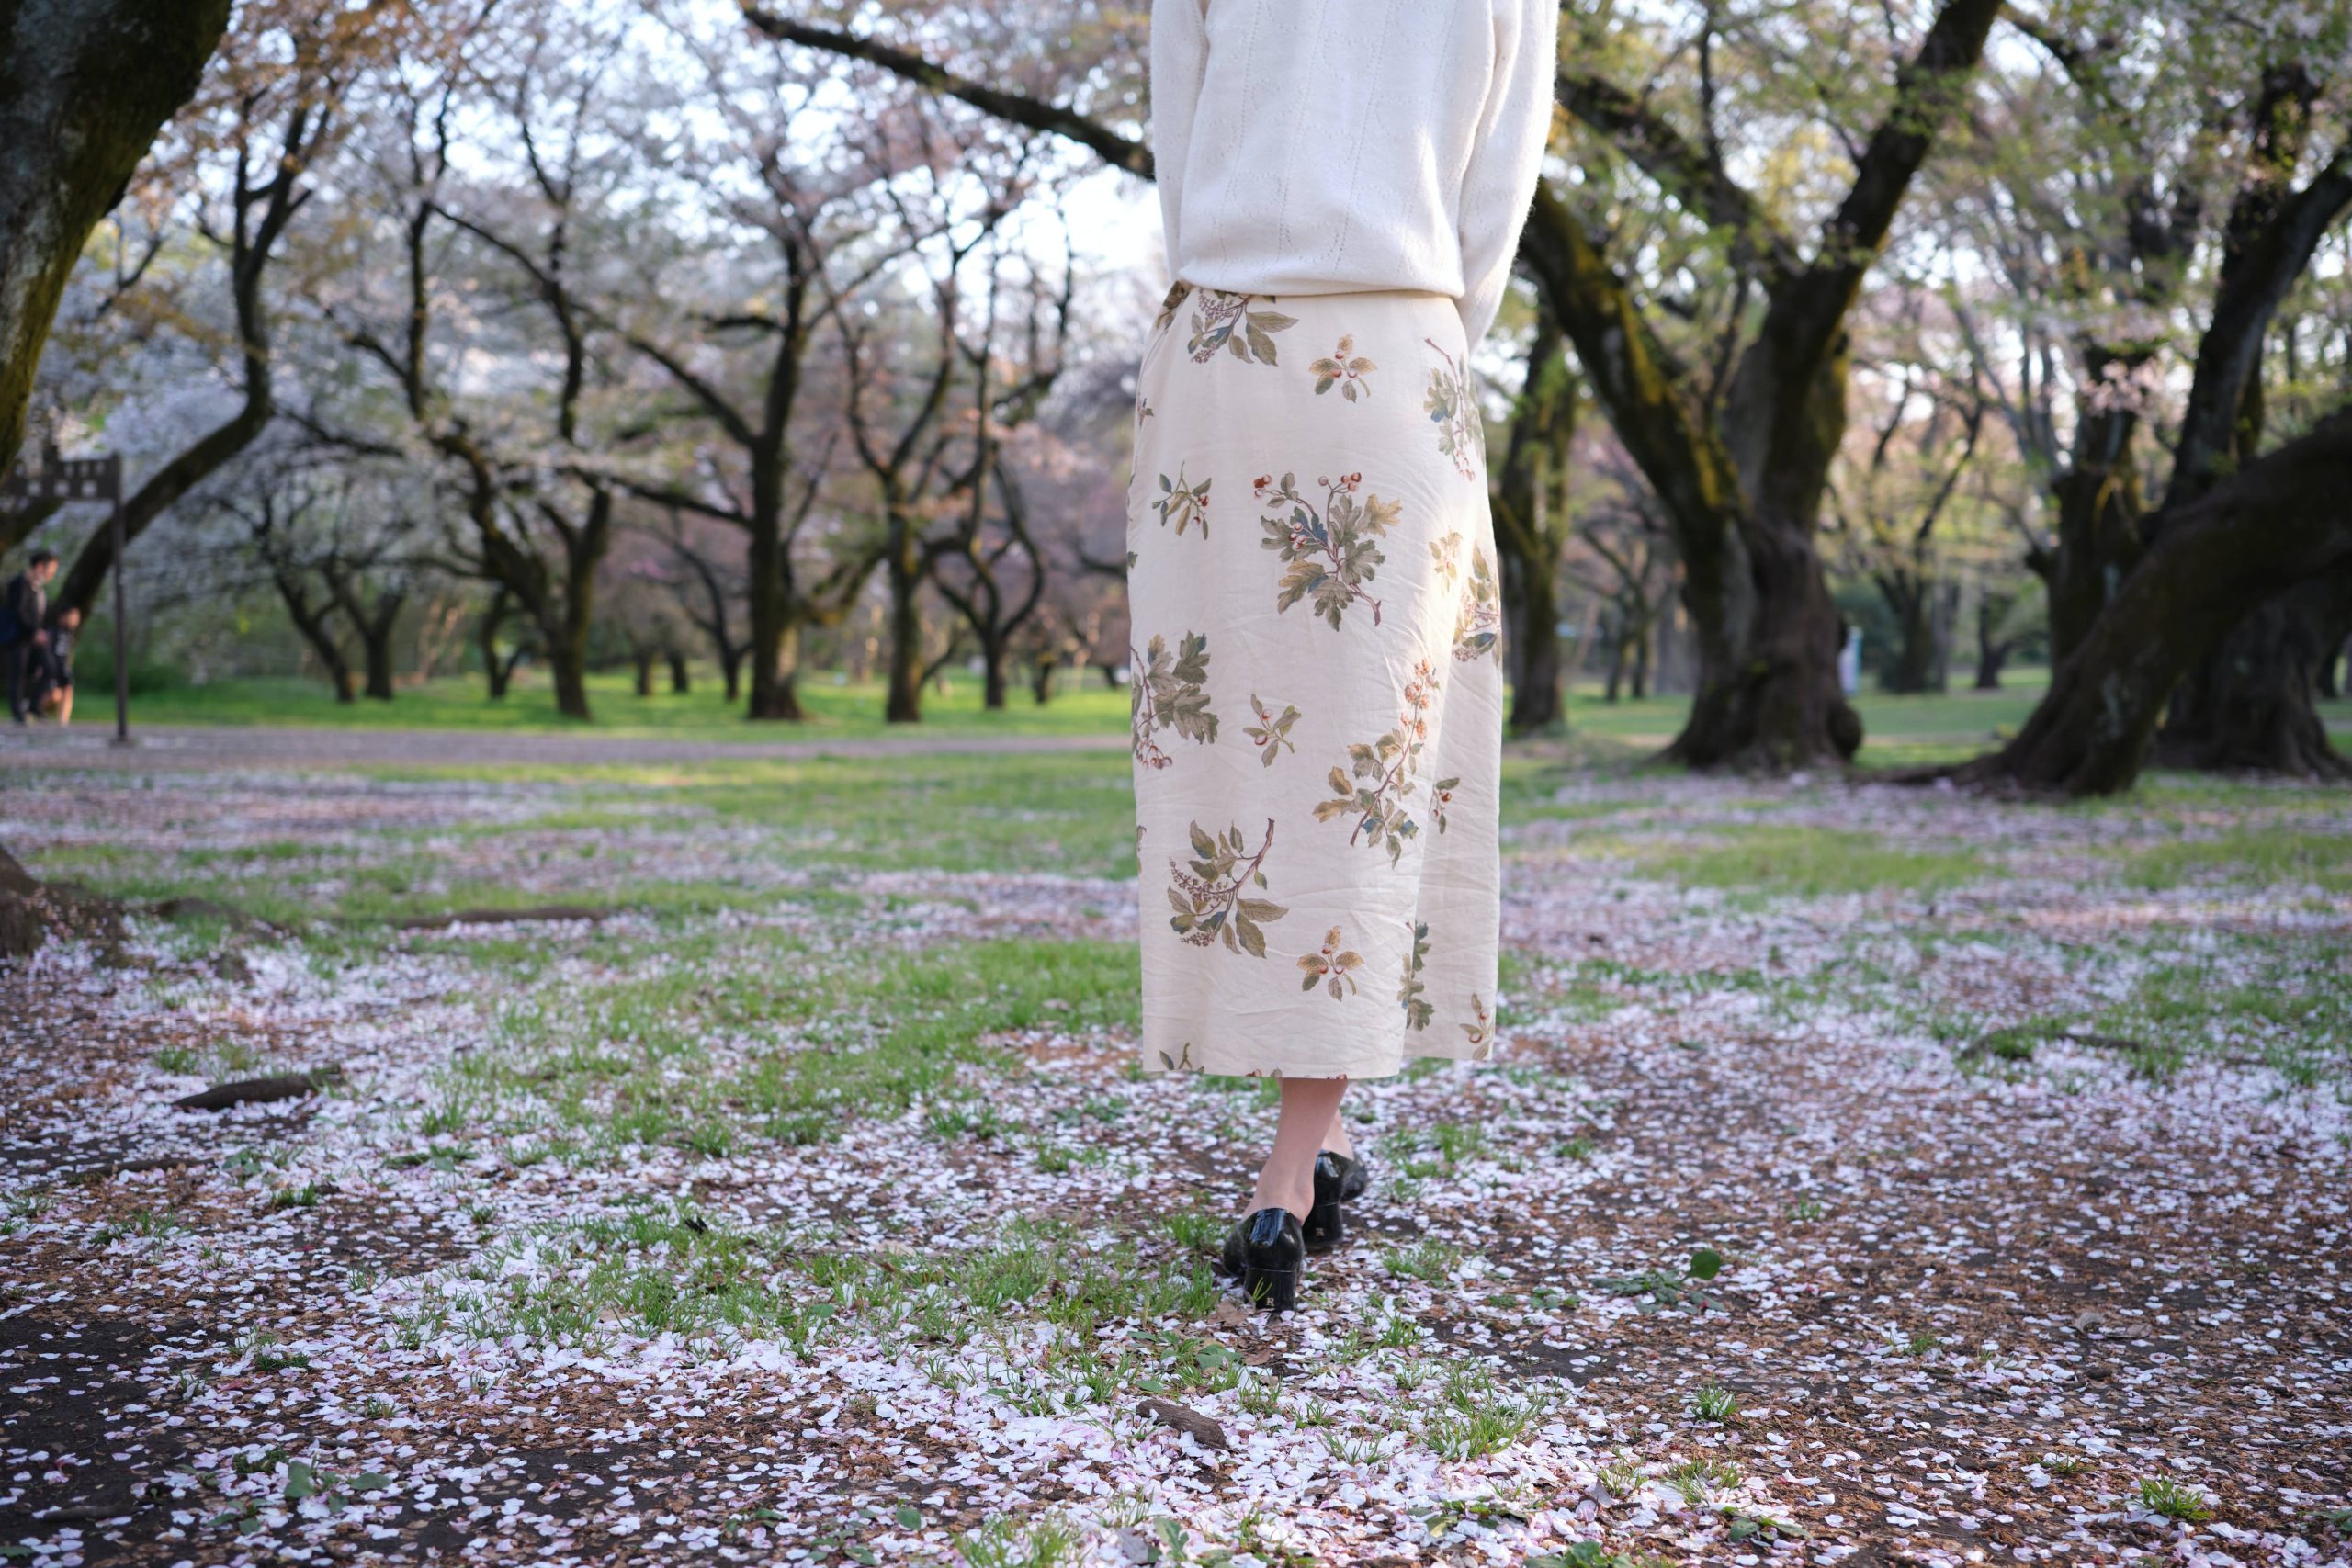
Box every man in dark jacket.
[3,549,59,724]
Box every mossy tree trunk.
[0,0,231,477]
[1528,0,2001,768]
[1976,57,2352,792]
[2154,574,2352,779]
[1490,313,1577,735]
[1972,593,2015,691]
[882,502,927,724]
[478,588,520,700]
[1961,412,2352,794]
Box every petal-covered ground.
[2,745,2347,1567]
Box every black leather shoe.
[1218,1207,1306,1310]
[1302,1149,1370,1254]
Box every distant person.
[1133,0,1559,1309]
[1,549,58,726]
[31,604,79,726]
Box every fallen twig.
[173,1067,344,1112]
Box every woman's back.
[1150,0,1559,347]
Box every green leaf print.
[1153,464,1211,537]
[1243,693,1300,767]
[1132,631,1218,769]
[1167,818,1288,957]
[1422,339,1486,480]
[1256,470,1402,630]
[1399,919,1433,1030]
[1188,290,1296,365]
[1462,993,1494,1057]
[1312,658,1444,867]
[1154,280,1192,335]
[1453,545,1500,661]
[1297,925,1366,998]
[1309,335,1377,400]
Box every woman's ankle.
[1247,1163,1315,1221]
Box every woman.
[1131,0,1559,1308]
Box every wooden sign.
[0,443,121,510]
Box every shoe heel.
[1303,1150,1348,1255]
[1238,1259,1299,1310]
[1302,1195,1344,1253]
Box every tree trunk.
[1962,411,2352,795]
[1880,574,1940,694]
[667,650,691,694]
[2154,572,2352,778]
[1509,588,1566,728]
[980,638,1008,710]
[551,651,590,718]
[339,586,402,702]
[546,612,592,720]
[743,520,802,720]
[2044,412,2148,667]
[272,574,355,703]
[749,616,807,720]
[1667,491,1860,766]
[360,622,396,701]
[479,590,514,699]
[1491,315,1577,735]
[547,492,609,722]
[721,647,742,703]
[0,0,232,476]
[884,524,924,724]
[632,649,655,697]
[1973,596,2009,691]
[1031,659,1056,705]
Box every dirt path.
[0,723,1125,772]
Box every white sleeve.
[1149,0,1211,281]
[1453,0,1559,348]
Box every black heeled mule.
[1302,1149,1371,1254]
[1218,1207,1306,1310]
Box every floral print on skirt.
[1128,283,1502,1080]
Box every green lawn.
[107,662,2352,772]
[124,670,1135,739]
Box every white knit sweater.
[1149,0,1560,349]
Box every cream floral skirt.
[1128,284,1502,1080]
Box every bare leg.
[1246,1075,1348,1220]
[1323,1107,1355,1160]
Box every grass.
[1638,824,1984,897]
[123,660,2341,776]
[406,1206,1220,1371]
[2136,1475,2216,1522]
[30,750,1147,926]
[119,670,1134,740]
[2121,827,2352,893]
[444,931,1141,1155]
[1564,667,2061,766]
